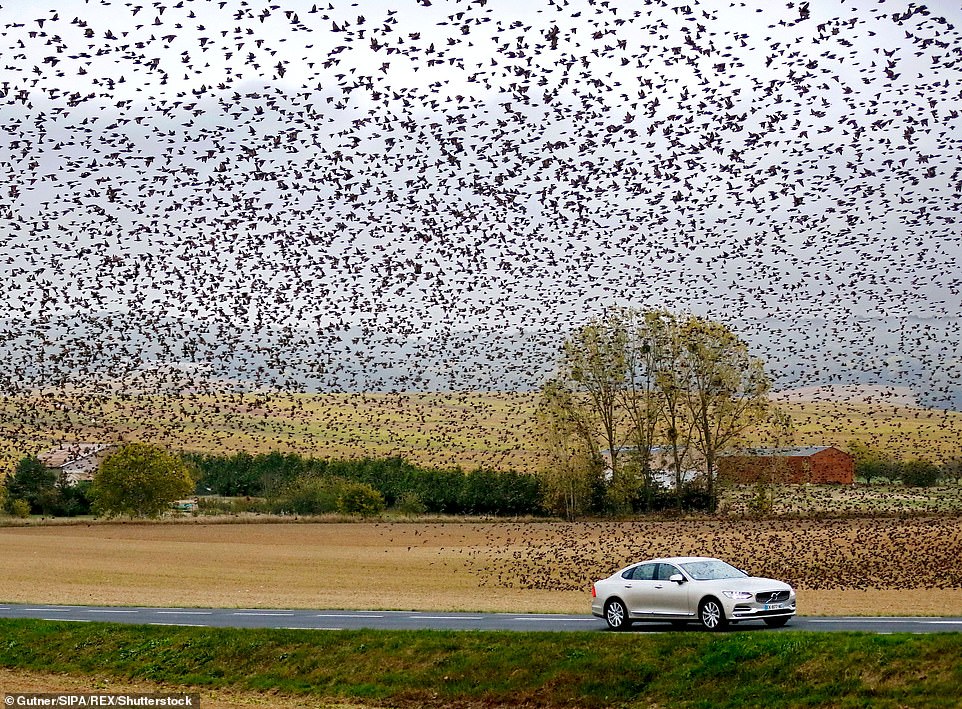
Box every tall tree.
[680,316,771,504]
[536,379,602,520]
[651,311,697,507]
[4,455,59,515]
[91,443,195,518]
[558,315,629,493]
[541,307,772,515]
[618,309,666,509]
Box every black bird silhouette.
[0,0,960,479]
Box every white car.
[591,556,796,631]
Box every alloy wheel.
[605,600,628,630]
[700,599,726,631]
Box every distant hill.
[771,385,921,408]
[1,312,960,410]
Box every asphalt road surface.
[2,604,961,633]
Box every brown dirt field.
[0,669,367,709]
[1,519,960,616]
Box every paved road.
[2,604,961,633]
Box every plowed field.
[2,518,960,616]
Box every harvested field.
[720,484,962,516]
[1,519,960,616]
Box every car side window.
[656,563,679,581]
[631,563,657,581]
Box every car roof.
[627,556,719,566]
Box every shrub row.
[856,458,947,487]
[185,452,546,517]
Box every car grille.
[756,590,790,604]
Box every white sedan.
[591,556,796,631]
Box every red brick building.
[718,446,854,485]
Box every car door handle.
[624,584,633,588]
[654,584,663,589]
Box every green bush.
[271,477,341,515]
[856,458,903,484]
[54,481,93,517]
[188,453,545,517]
[9,498,30,518]
[337,482,385,517]
[900,459,941,487]
[395,490,427,516]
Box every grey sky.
[1,0,960,399]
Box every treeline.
[1,455,93,517]
[846,442,961,487]
[855,457,961,487]
[184,452,545,517]
[538,308,770,517]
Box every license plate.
[764,603,783,611]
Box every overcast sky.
[1,0,960,396]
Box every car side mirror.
[669,573,685,584]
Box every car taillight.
[591,584,596,598]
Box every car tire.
[604,599,630,631]
[764,616,790,628]
[699,598,728,631]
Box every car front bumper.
[728,601,797,620]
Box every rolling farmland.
[2,391,960,476]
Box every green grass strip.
[1,620,961,708]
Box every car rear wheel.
[604,599,630,631]
[764,616,790,628]
[699,598,728,631]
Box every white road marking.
[25,608,71,612]
[45,618,90,622]
[285,626,342,631]
[511,617,597,622]
[806,619,959,624]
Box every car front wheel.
[699,598,728,631]
[604,599,630,631]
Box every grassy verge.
[1,620,960,708]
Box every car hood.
[700,576,792,591]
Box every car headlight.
[722,591,754,600]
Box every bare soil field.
[720,484,962,516]
[1,519,960,616]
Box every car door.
[649,562,693,617]
[619,562,660,617]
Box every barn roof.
[723,446,840,458]
[37,442,113,468]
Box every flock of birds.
[1,0,961,460]
[456,517,962,591]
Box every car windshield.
[680,560,747,581]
